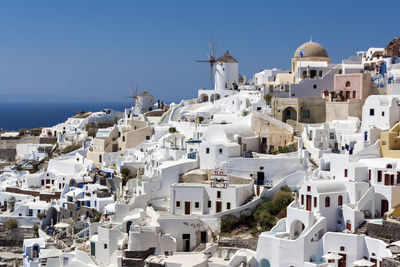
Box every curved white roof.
[203,123,255,143]
[311,180,347,193]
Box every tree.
[33,224,39,237]
[263,94,273,106]
[8,197,16,212]
[5,218,18,229]
[120,168,131,178]
[168,127,177,133]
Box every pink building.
[324,73,371,102]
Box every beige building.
[380,122,400,158]
[87,119,153,167]
[251,112,294,153]
[271,97,326,124]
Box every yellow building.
[380,122,400,158]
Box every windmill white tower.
[214,50,239,94]
[124,83,154,116]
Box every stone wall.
[382,258,400,267]
[218,238,258,251]
[0,149,16,162]
[366,221,400,242]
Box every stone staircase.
[355,222,368,235]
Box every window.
[319,70,323,77]
[307,186,311,192]
[226,202,231,210]
[353,91,356,98]
[346,81,351,87]
[219,148,223,154]
[382,111,385,116]
[325,196,330,207]
[146,136,150,140]
[344,169,348,178]
[208,201,211,208]
[314,197,317,207]
[340,246,345,251]
[378,170,382,182]
[369,109,375,116]
[302,110,310,119]
[260,166,264,170]
[104,244,107,249]
[217,191,221,199]
[28,209,33,216]
[313,84,317,89]
[122,136,125,142]
[338,195,343,206]
[301,194,304,205]
[176,201,181,208]
[206,148,210,154]
[195,202,199,209]
[369,169,371,180]
[261,138,267,144]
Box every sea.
[0,102,127,131]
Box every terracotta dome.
[293,41,328,58]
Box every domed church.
[291,40,331,73]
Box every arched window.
[338,195,343,206]
[387,164,393,169]
[345,81,351,87]
[325,196,330,207]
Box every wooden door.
[381,200,388,217]
[306,195,312,211]
[370,258,377,267]
[385,174,390,185]
[185,201,191,215]
[216,201,222,213]
[338,253,346,267]
[346,222,351,231]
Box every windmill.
[195,37,217,88]
[124,82,142,114]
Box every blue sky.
[0,0,397,103]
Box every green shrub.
[33,224,39,237]
[221,215,240,232]
[168,127,177,133]
[120,168,131,178]
[5,218,18,229]
[62,144,82,154]
[37,213,46,219]
[8,197,16,212]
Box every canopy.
[322,253,343,260]
[353,259,375,267]
[54,222,70,228]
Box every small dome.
[293,40,328,58]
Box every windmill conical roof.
[216,50,238,63]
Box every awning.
[353,258,375,266]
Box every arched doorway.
[199,94,209,103]
[290,219,305,239]
[375,193,389,217]
[126,221,132,235]
[260,258,271,267]
[282,107,297,122]
[47,207,58,225]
